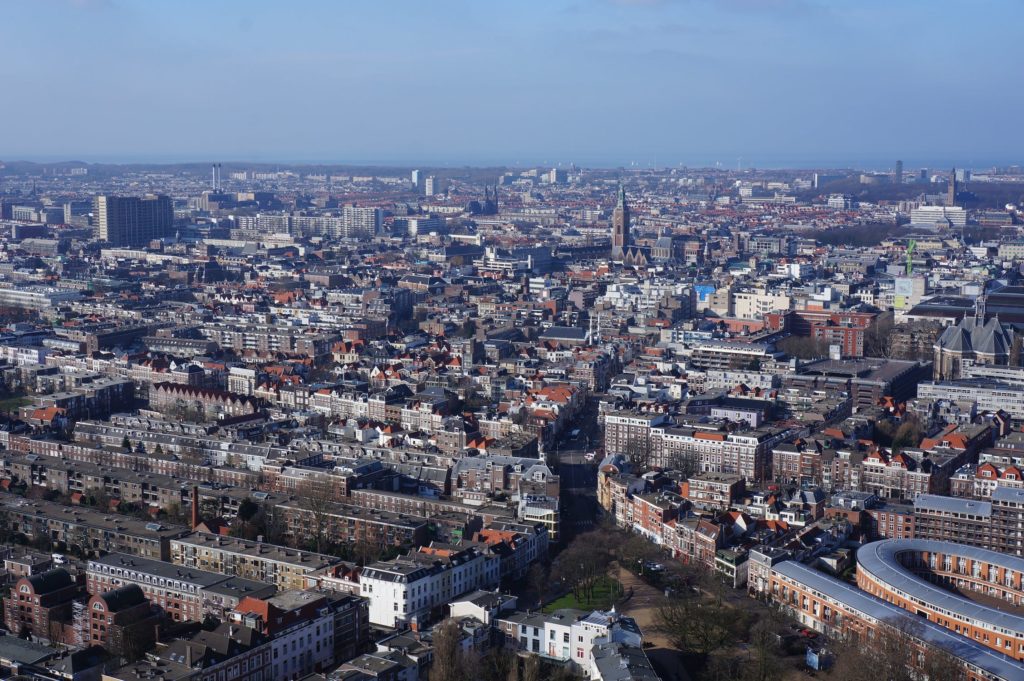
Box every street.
[556,396,604,542]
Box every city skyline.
[1,0,1022,167]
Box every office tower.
[894,160,903,185]
[947,168,957,207]
[94,194,174,246]
[920,168,928,181]
[610,184,630,261]
[411,169,420,191]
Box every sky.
[1,0,1022,169]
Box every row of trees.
[620,437,699,478]
[827,618,964,681]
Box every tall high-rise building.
[94,194,174,246]
[411,169,420,191]
[424,176,447,197]
[947,168,958,207]
[338,206,382,237]
[610,184,631,261]
[894,160,903,185]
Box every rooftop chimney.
[191,486,200,529]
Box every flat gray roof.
[914,493,992,518]
[858,540,1024,637]
[994,487,1024,504]
[774,561,1024,681]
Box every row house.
[0,495,188,560]
[474,520,550,581]
[273,499,430,548]
[667,517,724,570]
[621,492,684,546]
[772,440,827,486]
[150,382,263,420]
[4,568,81,641]
[600,473,646,524]
[19,376,135,422]
[360,544,500,628]
[82,584,159,654]
[2,452,187,511]
[496,608,643,675]
[86,553,275,622]
[110,623,273,681]
[765,560,1022,681]
[650,425,793,482]
[681,472,746,511]
[452,455,557,502]
[170,532,341,592]
[603,412,670,459]
[310,390,370,420]
[231,591,337,680]
[950,462,1024,499]
[858,448,951,500]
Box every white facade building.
[360,545,500,628]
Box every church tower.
[611,184,630,261]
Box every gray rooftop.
[914,493,992,518]
[774,561,1024,681]
[859,540,1024,637]
[89,553,233,588]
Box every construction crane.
[906,240,916,276]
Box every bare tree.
[527,563,549,607]
[178,444,210,482]
[622,436,654,472]
[429,620,463,681]
[744,617,783,681]
[550,535,613,605]
[429,619,482,681]
[505,652,520,681]
[521,655,540,681]
[297,477,335,554]
[827,617,957,681]
[479,647,517,681]
[48,618,67,650]
[655,590,734,656]
[664,450,699,478]
[863,311,895,358]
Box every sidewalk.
[612,563,692,681]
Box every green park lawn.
[0,396,31,413]
[544,576,624,613]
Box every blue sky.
[1,0,1021,168]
